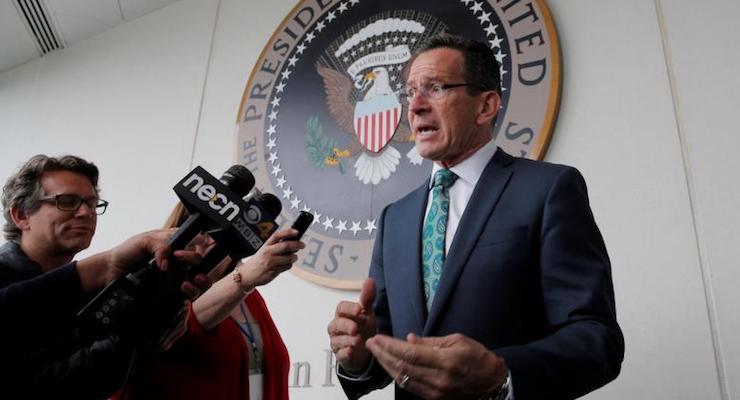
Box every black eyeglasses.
[398,82,491,104]
[38,194,109,215]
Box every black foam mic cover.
[256,192,282,217]
[221,165,255,198]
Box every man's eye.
[429,84,443,93]
[58,196,79,207]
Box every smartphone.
[290,211,314,240]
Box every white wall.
[659,2,740,398]
[1,0,738,398]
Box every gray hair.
[2,155,99,241]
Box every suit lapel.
[398,181,430,331]
[423,149,514,334]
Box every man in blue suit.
[328,34,624,400]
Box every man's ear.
[10,206,30,231]
[477,91,501,126]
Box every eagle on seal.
[317,63,419,185]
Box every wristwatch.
[479,372,511,400]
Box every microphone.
[77,165,257,342]
[188,198,314,281]
[167,165,255,250]
[186,192,284,279]
[155,192,288,346]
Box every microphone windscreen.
[257,193,282,217]
[220,165,255,197]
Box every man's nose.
[408,90,430,114]
[75,202,96,217]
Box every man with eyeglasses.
[329,34,623,400]
[0,154,205,398]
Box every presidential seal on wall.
[236,0,561,289]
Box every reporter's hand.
[177,250,212,300]
[190,228,303,331]
[77,229,207,293]
[235,228,305,292]
[327,278,377,373]
[106,229,178,280]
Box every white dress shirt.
[425,139,498,255]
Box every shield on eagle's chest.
[354,94,402,153]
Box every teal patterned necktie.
[422,169,458,310]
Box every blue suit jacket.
[340,149,624,399]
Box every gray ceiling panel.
[0,0,180,74]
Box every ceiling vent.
[14,0,65,55]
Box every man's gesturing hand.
[327,278,377,373]
[365,332,508,399]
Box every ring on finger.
[396,373,411,389]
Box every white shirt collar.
[429,139,498,188]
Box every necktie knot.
[434,169,457,190]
